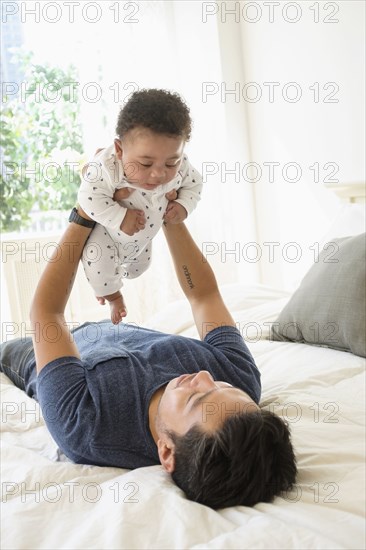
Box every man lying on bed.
[0,207,296,509]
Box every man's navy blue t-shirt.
[37,321,261,469]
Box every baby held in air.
[77,89,202,323]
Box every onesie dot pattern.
[78,146,202,297]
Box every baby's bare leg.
[96,290,127,325]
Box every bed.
[1,187,365,550]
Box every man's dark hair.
[116,88,192,141]
[168,409,297,509]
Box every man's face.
[156,370,260,436]
[115,127,185,190]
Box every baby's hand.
[164,201,187,224]
[120,209,146,235]
[113,187,135,204]
[165,190,178,201]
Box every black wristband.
[68,207,96,228]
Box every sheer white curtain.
[16,1,258,325]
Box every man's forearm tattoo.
[66,271,75,295]
[182,265,194,289]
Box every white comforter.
[1,284,365,549]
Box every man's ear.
[157,438,175,473]
[114,138,123,159]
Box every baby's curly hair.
[116,89,192,141]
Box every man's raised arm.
[162,222,235,340]
[30,208,95,373]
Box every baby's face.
[115,127,185,190]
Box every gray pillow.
[271,233,366,357]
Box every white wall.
[235,0,365,289]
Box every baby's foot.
[109,295,128,325]
[96,292,127,324]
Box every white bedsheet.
[1,284,365,549]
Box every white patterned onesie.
[78,145,202,296]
